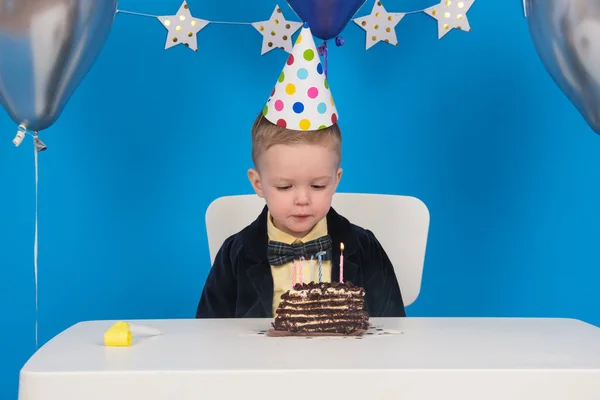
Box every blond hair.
[251,112,341,167]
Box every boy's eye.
[311,185,326,190]
[276,186,291,190]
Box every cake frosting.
[271,281,369,335]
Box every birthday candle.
[339,242,345,283]
[291,260,297,288]
[317,252,323,283]
[299,257,304,285]
[309,255,314,283]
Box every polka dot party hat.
[263,23,338,131]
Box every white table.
[19,317,600,400]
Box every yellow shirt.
[267,212,332,316]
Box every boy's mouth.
[291,214,310,219]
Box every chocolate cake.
[269,281,369,336]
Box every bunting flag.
[251,5,302,55]
[423,0,475,39]
[118,0,477,54]
[157,1,209,51]
[353,1,405,49]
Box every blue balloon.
[0,0,117,132]
[287,0,366,41]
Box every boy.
[196,23,405,319]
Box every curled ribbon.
[317,36,345,78]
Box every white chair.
[205,193,430,307]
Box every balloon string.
[116,9,251,25]
[317,37,344,79]
[115,9,156,18]
[33,134,39,350]
[317,41,328,78]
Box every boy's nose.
[295,190,309,206]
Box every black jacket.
[196,206,406,318]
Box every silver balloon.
[527,0,600,134]
[0,0,117,132]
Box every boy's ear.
[335,168,343,187]
[248,168,264,198]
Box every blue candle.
[316,251,325,283]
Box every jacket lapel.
[327,208,359,284]
[244,206,274,317]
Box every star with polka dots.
[157,1,209,52]
[423,0,475,39]
[354,0,405,50]
[251,5,302,55]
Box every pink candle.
[298,258,304,285]
[291,261,297,288]
[339,242,344,283]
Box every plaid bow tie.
[267,235,333,266]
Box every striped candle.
[317,251,324,283]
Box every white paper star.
[251,5,302,55]
[354,0,405,50]
[157,1,209,52]
[423,0,475,39]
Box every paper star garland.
[251,5,302,55]
[157,1,209,52]
[354,1,405,50]
[423,0,475,39]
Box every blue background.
[1,0,600,398]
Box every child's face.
[248,142,342,238]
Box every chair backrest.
[205,193,430,307]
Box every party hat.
[262,23,338,131]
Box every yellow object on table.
[104,321,132,347]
